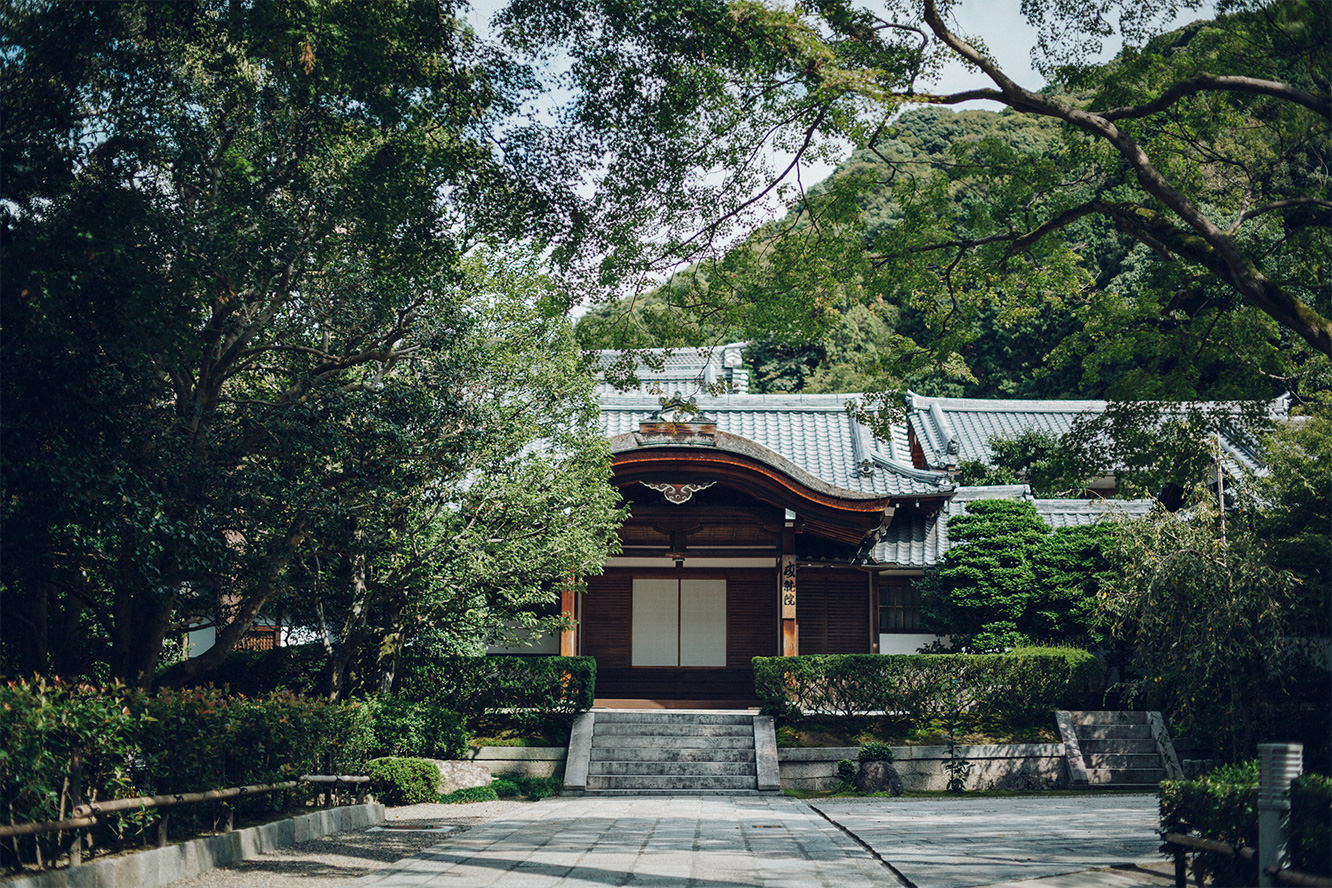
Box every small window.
[878,580,919,632]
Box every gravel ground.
[165,800,534,888]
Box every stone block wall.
[778,743,1068,792]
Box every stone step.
[1075,724,1153,741]
[1078,737,1158,755]
[1083,752,1165,770]
[582,789,762,796]
[585,774,759,792]
[589,746,756,763]
[1067,710,1151,726]
[591,734,756,750]
[588,760,756,777]
[594,711,754,726]
[593,722,754,738]
[1086,768,1167,785]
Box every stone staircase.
[564,711,781,795]
[1057,710,1182,790]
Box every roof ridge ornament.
[635,392,719,447]
[653,392,716,424]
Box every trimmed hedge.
[0,677,374,870]
[1159,761,1259,886]
[1160,763,1331,883]
[1288,774,1331,876]
[365,757,440,805]
[361,696,469,760]
[752,648,1103,729]
[396,654,596,735]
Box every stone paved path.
[342,795,892,887]
[812,793,1166,888]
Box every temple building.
[529,343,1275,705]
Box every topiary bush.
[365,757,440,806]
[858,742,895,763]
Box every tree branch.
[1097,74,1332,121]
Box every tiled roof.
[870,486,1155,568]
[905,391,1286,476]
[594,343,750,397]
[601,393,953,499]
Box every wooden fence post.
[68,752,83,866]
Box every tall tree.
[0,1,627,686]
[554,0,1329,400]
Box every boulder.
[856,760,904,795]
[429,759,493,795]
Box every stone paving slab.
[341,796,895,887]
[811,793,1163,888]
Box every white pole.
[1257,742,1303,886]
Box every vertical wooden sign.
[780,554,797,619]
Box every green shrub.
[396,655,595,736]
[858,742,895,763]
[191,641,329,696]
[752,649,1102,730]
[440,784,499,804]
[365,757,440,806]
[835,759,857,791]
[516,775,562,800]
[1287,773,1331,876]
[363,696,469,760]
[0,678,373,870]
[1159,761,1258,886]
[491,777,521,798]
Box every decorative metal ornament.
[641,481,716,505]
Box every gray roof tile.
[905,391,1285,477]
[602,392,952,499]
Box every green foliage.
[361,697,469,761]
[1287,774,1332,877]
[919,500,1115,651]
[396,655,596,737]
[439,784,500,804]
[0,678,372,867]
[514,775,563,800]
[751,650,1102,732]
[835,760,858,791]
[857,742,895,764]
[954,430,1084,497]
[1,0,626,691]
[491,778,521,799]
[1101,497,1327,761]
[1254,405,1332,604]
[1159,761,1259,886]
[364,757,440,807]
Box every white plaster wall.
[878,633,938,654]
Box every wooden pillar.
[559,580,577,656]
[780,528,798,656]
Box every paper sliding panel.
[679,579,727,667]
[631,578,679,666]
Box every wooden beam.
[560,580,576,657]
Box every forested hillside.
[577,11,1329,405]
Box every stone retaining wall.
[779,744,1068,792]
[6,803,383,888]
[465,746,566,779]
